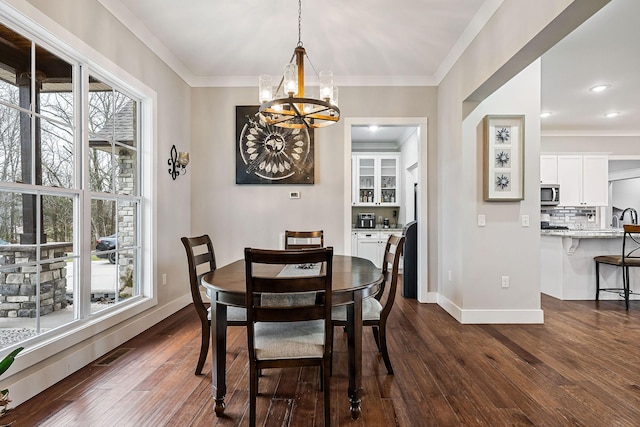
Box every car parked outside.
[95,234,116,264]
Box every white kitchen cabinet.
[356,231,380,266]
[352,153,400,206]
[556,154,608,206]
[556,155,583,206]
[540,155,558,184]
[355,230,402,268]
[582,155,609,206]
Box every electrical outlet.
[501,276,510,288]
[162,273,167,286]
[478,215,486,227]
[522,215,530,227]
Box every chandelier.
[258,0,340,129]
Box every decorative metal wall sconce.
[168,144,190,180]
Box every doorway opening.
[343,117,428,301]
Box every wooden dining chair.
[181,235,246,375]
[284,230,324,249]
[332,234,405,374]
[594,224,640,310]
[244,247,333,427]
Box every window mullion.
[78,63,91,320]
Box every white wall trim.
[437,294,463,322]
[437,294,544,324]
[460,308,544,324]
[422,291,439,303]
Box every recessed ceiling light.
[540,112,552,118]
[605,112,620,118]
[590,84,610,93]
[368,125,379,132]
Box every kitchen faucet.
[620,207,638,225]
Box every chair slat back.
[245,247,333,324]
[181,235,216,321]
[284,230,324,250]
[623,225,640,262]
[376,235,406,318]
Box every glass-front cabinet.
[352,153,400,206]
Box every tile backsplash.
[542,207,599,230]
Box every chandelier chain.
[297,0,303,47]
[295,0,319,77]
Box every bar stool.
[594,224,640,310]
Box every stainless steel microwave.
[541,184,560,206]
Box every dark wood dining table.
[201,254,383,420]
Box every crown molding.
[97,0,196,83]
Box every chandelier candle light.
[258,0,340,129]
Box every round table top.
[201,255,383,299]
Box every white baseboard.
[420,291,438,303]
[437,294,544,324]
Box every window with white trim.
[0,19,147,349]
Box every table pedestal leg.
[211,302,227,416]
[346,294,363,419]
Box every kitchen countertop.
[352,227,404,232]
[540,229,624,238]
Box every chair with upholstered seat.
[244,246,333,427]
[332,234,405,374]
[284,230,324,249]
[181,235,246,375]
[594,224,640,310]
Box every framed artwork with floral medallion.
[236,106,314,184]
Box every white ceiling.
[351,125,417,150]
[541,0,639,133]
[98,0,639,136]
[97,0,493,86]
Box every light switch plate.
[521,215,530,227]
[478,215,486,227]
[501,276,510,288]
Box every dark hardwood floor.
[7,292,640,426]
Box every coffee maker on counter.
[357,213,375,228]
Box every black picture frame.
[235,106,314,184]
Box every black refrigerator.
[402,220,417,299]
